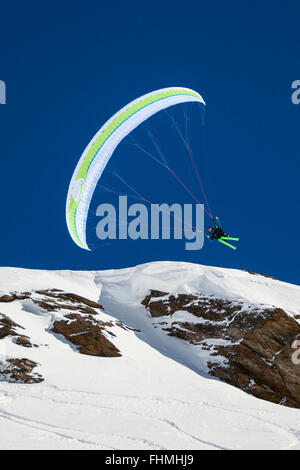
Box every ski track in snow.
[0,387,224,450]
[1,384,299,450]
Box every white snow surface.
[0,261,299,450]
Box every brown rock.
[36,290,104,310]
[16,335,33,348]
[0,294,16,302]
[1,358,43,384]
[245,270,276,280]
[52,314,121,357]
[0,314,23,339]
[142,290,300,408]
[0,293,31,302]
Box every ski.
[220,237,239,241]
[218,238,237,250]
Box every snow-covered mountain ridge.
[0,261,300,450]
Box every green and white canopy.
[66,87,205,250]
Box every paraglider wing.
[66,87,205,250]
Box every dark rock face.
[245,270,276,280]
[35,290,104,312]
[0,313,23,339]
[142,290,300,408]
[52,314,121,357]
[15,335,33,348]
[0,313,33,347]
[0,293,31,302]
[0,288,123,384]
[0,358,43,384]
[34,289,121,357]
[0,288,121,357]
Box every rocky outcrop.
[0,293,31,302]
[0,313,34,347]
[0,288,123,357]
[245,270,276,280]
[52,314,121,357]
[34,289,105,313]
[34,289,121,357]
[0,313,23,339]
[15,335,33,348]
[142,290,300,408]
[0,311,42,382]
[0,358,43,384]
[0,288,124,383]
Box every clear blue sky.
[0,1,299,284]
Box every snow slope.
[0,261,300,450]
